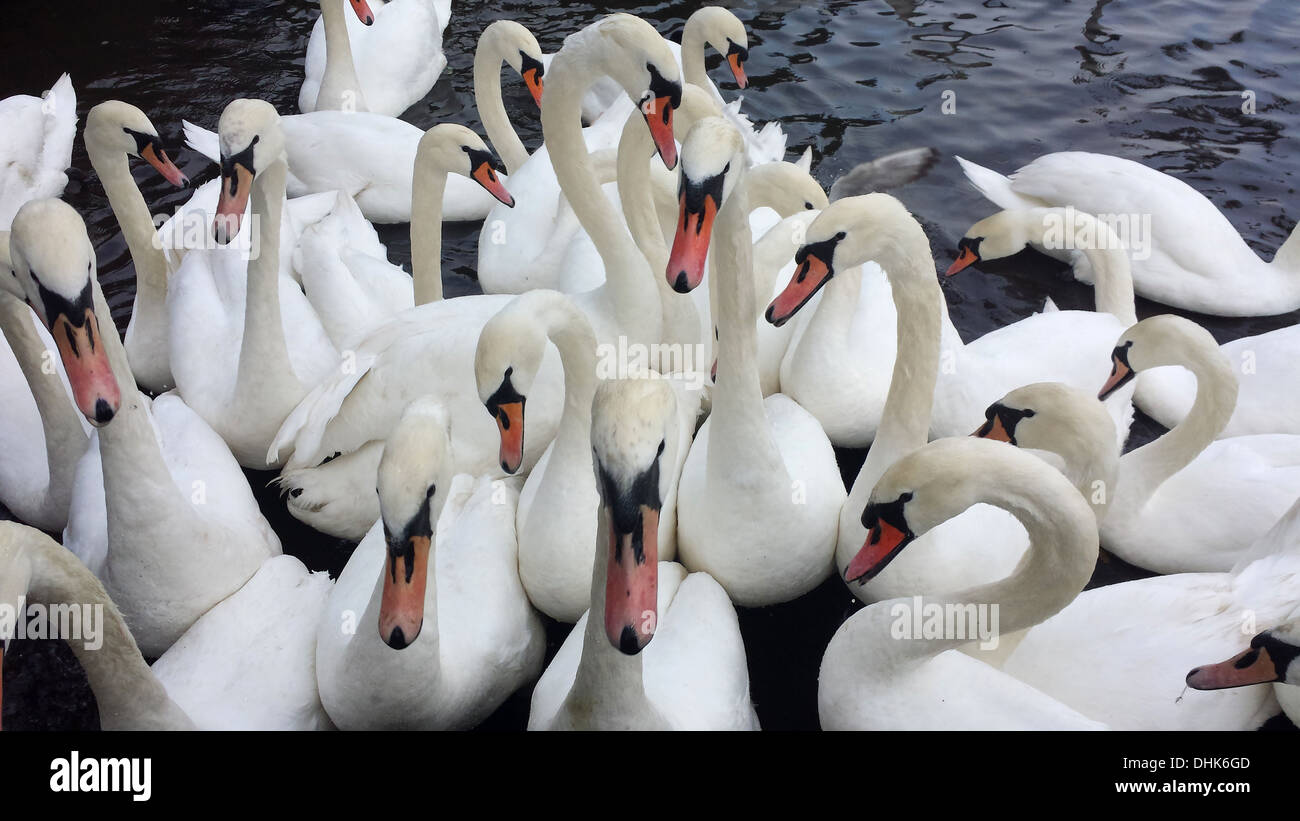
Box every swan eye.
[426,484,436,499]
[656,439,666,457]
[835,231,847,241]
[900,491,913,503]
[804,201,814,210]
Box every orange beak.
[727,52,748,89]
[471,160,514,208]
[973,414,1013,442]
[945,244,979,276]
[1186,646,1280,690]
[379,533,430,649]
[493,400,525,474]
[523,67,544,108]
[642,96,678,170]
[1099,354,1133,400]
[349,0,375,25]
[604,506,659,655]
[767,252,831,327]
[51,307,121,426]
[666,190,718,293]
[846,519,910,584]
[214,163,253,245]
[140,142,188,187]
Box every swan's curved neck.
[854,473,1096,672]
[85,141,170,295]
[410,149,449,305]
[542,45,660,344]
[0,295,86,509]
[847,230,945,506]
[10,525,192,729]
[680,20,711,90]
[474,36,528,174]
[234,158,300,402]
[710,169,785,475]
[316,0,368,112]
[538,295,599,457]
[1119,342,1237,511]
[1029,209,1136,325]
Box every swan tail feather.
[954,155,1041,211]
[40,74,77,181]
[183,120,221,166]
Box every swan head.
[846,437,1073,584]
[1098,314,1225,401]
[375,398,452,650]
[9,199,121,426]
[591,378,678,655]
[1187,621,1300,691]
[946,207,1123,276]
[974,381,1115,454]
[686,6,751,88]
[85,101,189,187]
[483,20,546,107]
[666,116,746,293]
[0,525,36,731]
[475,296,549,474]
[574,14,682,169]
[745,160,830,217]
[213,99,286,245]
[346,0,376,26]
[416,124,513,208]
[766,193,924,327]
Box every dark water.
[2,0,1297,731]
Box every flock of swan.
[0,2,1297,731]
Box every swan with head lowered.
[956,151,1300,317]
[300,0,451,117]
[819,437,1107,730]
[529,378,757,730]
[0,234,89,534]
[168,99,341,470]
[971,384,1300,729]
[270,13,684,539]
[666,116,844,607]
[9,198,282,658]
[1089,314,1300,573]
[0,520,332,730]
[315,398,544,729]
[1187,614,1300,727]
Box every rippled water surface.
[2,0,1297,730]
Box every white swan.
[668,117,844,607]
[316,399,544,729]
[0,74,76,230]
[270,14,685,536]
[1093,314,1300,573]
[169,100,340,469]
[1187,613,1300,726]
[473,290,697,622]
[9,198,281,658]
[819,437,1108,730]
[771,205,1138,448]
[974,391,1300,729]
[296,123,514,350]
[529,378,757,730]
[0,240,88,533]
[0,521,332,730]
[300,0,450,117]
[83,101,190,394]
[956,152,1300,317]
[183,113,499,224]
